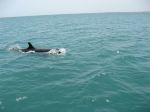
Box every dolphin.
[21,42,61,54]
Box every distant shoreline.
[0,11,150,19]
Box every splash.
[48,48,66,55]
[8,44,21,52]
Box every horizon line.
[0,11,150,19]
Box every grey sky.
[0,0,150,18]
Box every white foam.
[101,73,106,76]
[48,49,58,54]
[91,98,96,102]
[106,99,110,103]
[48,48,66,55]
[8,44,21,52]
[16,96,28,102]
[116,50,120,54]
[26,50,35,53]
[59,48,66,54]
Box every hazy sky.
[0,0,150,18]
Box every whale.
[21,42,62,54]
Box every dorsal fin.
[27,42,35,49]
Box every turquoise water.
[0,13,150,112]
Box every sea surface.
[0,12,150,112]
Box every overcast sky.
[0,0,150,18]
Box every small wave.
[0,101,2,105]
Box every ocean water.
[0,13,150,112]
